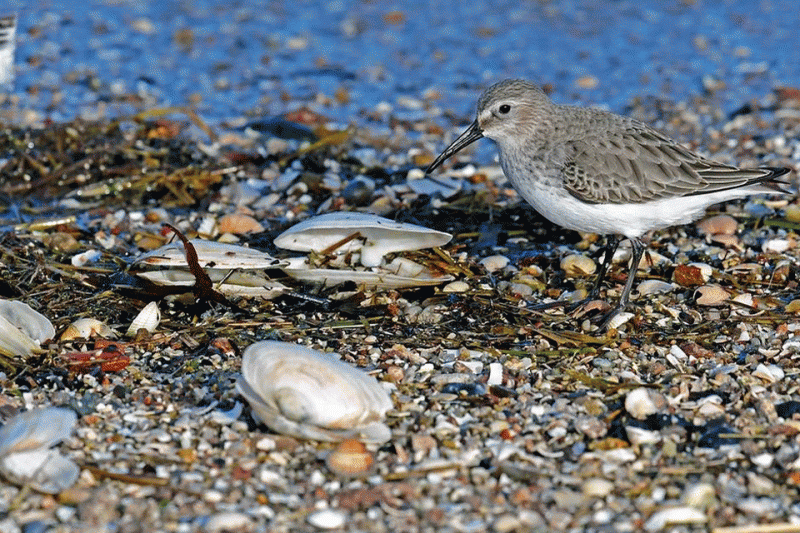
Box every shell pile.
[274,212,454,288]
[236,341,394,443]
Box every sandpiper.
[427,79,792,327]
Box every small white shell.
[126,301,161,336]
[0,300,55,358]
[0,407,79,494]
[633,280,676,297]
[605,311,634,330]
[236,341,393,443]
[60,318,115,341]
[274,212,452,267]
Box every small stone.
[582,478,614,497]
[217,213,265,235]
[696,214,737,236]
[204,512,253,532]
[644,507,706,532]
[493,513,522,533]
[442,280,470,293]
[683,483,717,509]
[480,255,510,273]
[307,509,347,529]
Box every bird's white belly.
[519,184,750,238]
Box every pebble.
[307,509,347,530]
[582,478,614,497]
[204,512,253,532]
[643,507,706,532]
[217,213,265,234]
[682,483,716,509]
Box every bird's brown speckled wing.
[562,123,779,204]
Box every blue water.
[2,0,798,127]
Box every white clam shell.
[0,300,55,358]
[126,301,161,336]
[133,239,287,270]
[0,407,79,494]
[236,341,393,443]
[131,240,288,297]
[273,212,452,268]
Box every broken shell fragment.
[560,254,596,277]
[126,301,161,336]
[236,341,393,443]
[694,285,730,306]
[273,212,452,267]
[0,407,79,494]
[0,300,55,358]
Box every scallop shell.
[126,301,160,336]
[0,300,55,358]
[0,408,79,494]
[236,341,393,443]
[273,212,452,267]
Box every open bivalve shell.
[131,239,288,297]
[273,212,452,268]
[281,256,454,289]
[0,299,55,358]
[0,407,79,494]
[236,341,393,443]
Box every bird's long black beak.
[426,120,484,173]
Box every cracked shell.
[273,212,452,267]
[236,341,393,443]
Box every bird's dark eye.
[498,104,511,114]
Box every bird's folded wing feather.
[562,124,775,204]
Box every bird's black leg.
[587,235,620,301]
[597,237,645,329]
